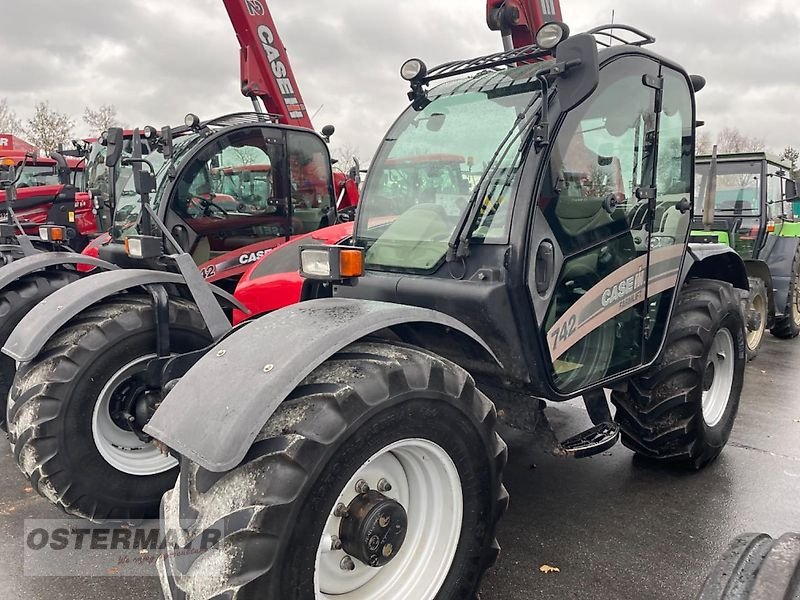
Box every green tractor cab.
[692,151,800,358]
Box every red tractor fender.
[333,171,359,210]
[232,222,354,324]
[78,232,112,272]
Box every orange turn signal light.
[0,157,16,167]
[38,225,66,242]
[767,221,776,233]
[339,249,364,278]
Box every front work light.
[300,245,364,282]
[38,225,66,242]
[124,235,162,259]
[400,58,427,81]
[536,21,570,49]
[184,113,201,129]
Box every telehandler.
[145,21,750,599]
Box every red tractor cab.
[0,135,96,250]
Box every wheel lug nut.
[330,535,342,551]
[376,478,392,492]
[355,479,369,494]
[340,555,356,571]
[334,503,349,518]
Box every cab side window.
[288,132,335,234]
[172,127,290,256]
[538,56,658,393]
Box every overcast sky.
[2,0,797,163]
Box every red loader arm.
[222,0,313,129]
[486,0,563,50]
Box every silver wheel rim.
[701,329,735,427]
[314,438,463,599]
[746,292,767,351]
[91,354,177,476]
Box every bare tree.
[715,127,764,153]
[331,143,363,176]
[25,101,74,154]
[83,104,120,136]
[0,98,23,135]
[696,130,713,155]
[781,146,799,179]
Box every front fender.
[3,268,244,362]
[144,298,501,472]
[0,252,117,291]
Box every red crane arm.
[222,0,314,129]
[486,0,563,50]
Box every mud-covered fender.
[760,235,800,314]
[3,268,245,362]
[144,298,501,472]
[0,252,117,292]
[682,243,749,291]
[742,259,775,315]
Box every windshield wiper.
[445,91,544,263]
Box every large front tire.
[611,279,746,469]
[7,295,211,522]
[698,532,800,599]
[158,341,507,600]
[0,270,80,427]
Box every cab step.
[555,421,620,458]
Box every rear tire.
[743,277,767,361]
[698,532,800,599]
[7,295,211,522]
[611,279,745,469]
[770,245,800,339]
[0,270,81,428]
[157,341,507,600]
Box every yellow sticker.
[68,211,75,222]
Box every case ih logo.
[244,0,265,16]
[256,25,306,120]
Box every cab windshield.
[695,160,761,215]
[112,149,169,239]
[355,64,545,272]
[110,134,198,240]
[17,165,58,188]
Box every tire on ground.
[7,294,211,522]
[770,244,800,339]
[611,278,745,470]
[158,340,508,600]
[742,276,768,362]
[697,532,800,599]
[0,270,81,428]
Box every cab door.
[164,126,336,268]
[530,56,662,394]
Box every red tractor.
[0,134,96,251]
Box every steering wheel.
[191,195,229,218]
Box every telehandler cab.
[148,22,748,600]
[2,115,354,522]
[692,150,800,359]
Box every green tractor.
[692,151,800,359]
